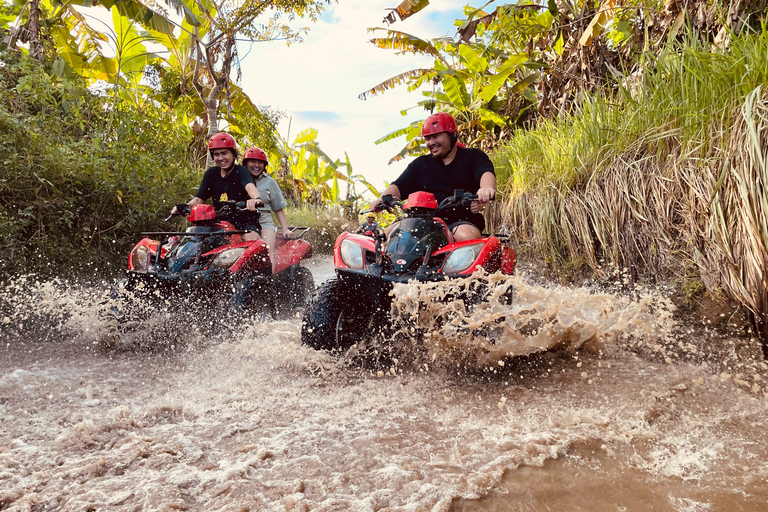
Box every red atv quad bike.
[107,201,314,328]
[301,190,516,352]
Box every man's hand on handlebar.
[369,197,385,211]
[169,203,190,216]
[470,201,485,214]
[476,187,496,203]
[369,194,401,212]
[470,187,496,213]
[246,198,264,211]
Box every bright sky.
[238,0,468,196]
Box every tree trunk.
[194,34,236,167]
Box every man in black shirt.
[370,112,496,242]
[171,132,262,240]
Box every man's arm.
[244,182,263,211]
[477,172,496,203]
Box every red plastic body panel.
[128,238,161,270]
[501,247,516,274]
[430,236,510,276]
[333,232,376,269]
[188,204,216,222]
[403,191,438,210]
[219,240,270,274]
[458,236,501,275]
[273,238,313,273]
[214,220,242,244]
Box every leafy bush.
[0,51,199,278]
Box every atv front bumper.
[124,269,240,297]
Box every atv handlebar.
[166,199,265,221]
[438,189,481,209]
[277,227,311,240]
[165,203,192,222]
[219,199,265,213]
[370,194,403,213]
[369,190,489,215]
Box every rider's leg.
[452,223,482,242]
[243,230,260,241]
[384,221,399,238]
[262,228,277,272]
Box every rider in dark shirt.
[369,112,496,242]
[171,132,262,240]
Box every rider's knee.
[453,224,481,242]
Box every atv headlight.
[442,243,484,274]
[340,239,365,269]
[210,247,246,269]
[131,245,149,271]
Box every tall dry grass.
[493,29,768,346]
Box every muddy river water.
[1,258,768,511]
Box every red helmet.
[403,191,438,210]
[242,147,268,166]
[208,132,237,155]
[421,112,457,137]
[188,204,216,222]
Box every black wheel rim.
[334,305,369,350]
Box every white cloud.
[239,0,467,196]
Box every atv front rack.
[278,227,310,240]
[140,230,252,237]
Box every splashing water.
[387,270,677,372]
[1,264,768,511]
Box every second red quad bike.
[301,190,516,352]
[107,201,314,329]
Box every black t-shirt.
[195,164,254,209]
[392,147,495,230]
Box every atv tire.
[290,266,315,309]
[229,277,273,320]
[273,265,315,318]
[301,278,375,352]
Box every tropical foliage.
[268,122,378,210]
[0,52,197,275]
[362,0,766,160]
[1,0,341,165]
[493,27,768,339]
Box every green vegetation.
[491,28,768,331]
[494,30,768,193]
[0,53,197,276]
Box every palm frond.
[358,68,434,100]
[367,28,443,60]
